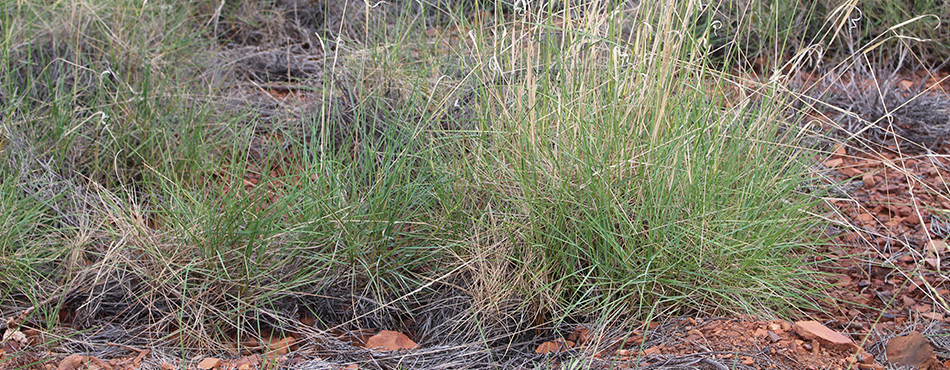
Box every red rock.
[924,258,941,269]
[833,145,847,156]
[899,79,914,90]
[57,354,87,370]
[232,355,260,370]
[535,339,573,354]
[364,330,418,351]
[886,331,936,369]
[567,326,591,346]
[840,167,863,177]
[792,321,856,350]
[880,184,901,193]
[623,335,646,346]
[926,239,948,255]
[269,336,295,355]
[825,158,844,168]
[197,357,222,369]
[22,329,42,346]
[902,295,916,306]
[905,213,921,225]
[641,345,661,355]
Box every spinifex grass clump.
[0,0,465,355]
[1,0,831,362]
[704,0,950,71]
[448,0,826,320]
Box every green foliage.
[703,0,949,70]
[0,0,882,359]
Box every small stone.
[269,337,295,355]
[833,145,847,156]
[624,335,645,346]
[22,329,42,346]
[905,213,920,225]
[926,239,948,255]
[897,206,913,217]
[232,354,260,370]
[862,173,876,188]
[780,322,791,332]
[535,340,571,354]
[881,184,901,193]
[924,258,941,269]
[902,295,916,306]
[567,327,591,346]
[793,321,856,350]
[57,354,87,370]
[640,345,661,355]
[825,158,844,168]
[243,337,259,346]
[885,331,936,369]
[197,357,222,370]
[365,330,418,352]
[840,167,863,177]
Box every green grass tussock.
[0,0,862,362]
[442,0,828,318]
[701,0,949,72]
